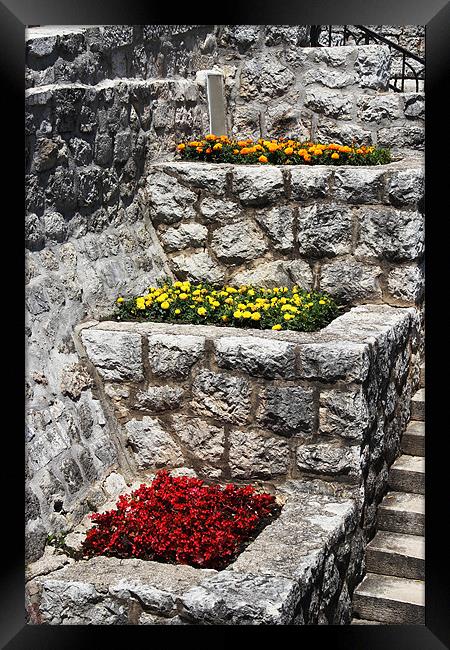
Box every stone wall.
[25,25,425,564]
[146,158,425,307]
[78,304,420,538]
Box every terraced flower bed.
[82,470,280,570]
[176,135,392,166]
[114,281,339,332]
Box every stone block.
[354,45,391,89]
[377,126,424,150]
[257,385,315,436]
[215,336,296,379]
[332,167,386,204]
[302,68,358,88]
[229,429,290,479]
[125,417,184,469]
[81,329,143,381]
[298,341,371,382]
[296,440,360,478]
[357,94,401,122]
[147,169,197,225]
[133,385,184,412]
[160,223,208,252]
[191,370,251,424]
[355,207,424,262]
[232,259,313,289]
[254,206,295,253]
[387,167,424,208]
[233,166,285,206]
[289,166,331,200]
[199,196,242,224]
[211,219,267,263]
[171,415,225,467]
[297,204,352,258]
[387,265,424,303]
[320,259,382,303]
[147,333,205,379]
[305,89,353,120]
[319,389,371,440]
[171,251,225,284]
[239,55,295,99]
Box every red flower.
[82,470,280,570]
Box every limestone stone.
[265,25,310,47]
[211,219,267,263]
[147,169,197,225]
[355,207,424,262]
[39,579,128,624]
[199,196,242,224]
[296,440,360,477]
[125,417,184,469]
[254,206,295,253]
[94,133,113,166]
[308,46,355,68]
[319,389,370,440]
[81,329,143,381]
[299,340,370,383]
[232,259,313,289]
[354,45,391,89]
[239,55,295,99]
[161,162,229,196]
[139,612,188,625]
[315,119,373,147]
[60,363,93,400]
[387,265,424,303]
[403,93,425,120]
[378,126,425,150]
[172,415,225,466]
[229,429,289,479]
[134,385,184,412]
[320,259,382,303]
[332,167,386,204]
[387,167,424,208]
[181,571,300,625]
[357,94,401,122]
[147,333,205,379]
[297,204,352,258]
[302,68,358,88]
[304,89,353,120]
[191,370,251,423]
[28,35,58,58]
[233,166,285,206]
[103,472,128,498]
[33,138,59,172]
[257,385,315,436]
[284,167,330,201]
[215,336,296,379]
[25,213,45,251]
[160,223,207,252]
[171,251,225,284]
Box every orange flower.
[284,147,293,155]
[331,152,340,160]
[233,149,239,154]
[205,134,217,141]
[196,147,203,154]
[258,155,268,163]
[206,148,212,154]
[213,143,222,151]
[240,147,250,155]
[177,143,186,151]
[267,143,278,152]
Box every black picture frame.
[3,0,449,646]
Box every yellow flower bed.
[114,281,339,332]
[175,135,391,166]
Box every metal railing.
[310,25,425,93]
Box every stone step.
[401,420,425,457]
[351,618,382,624]
[388,455,425,494]
[419,362,425,388]
[411,388,425,421]
[366,530,425,580]
[352,573,425,624]
[378,491,425,536]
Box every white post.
[206,71,227,136]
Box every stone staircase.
[352,362,425,625]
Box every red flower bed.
[82,470,280,570]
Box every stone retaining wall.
[78,304,420,538]
[146,158,425,307]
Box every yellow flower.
[251,312,261,321]
[116,297,124,303]
[247,289,255,296]
[225,297,233,305]
[197,307,207,316]
[213,142,222,151]
[284,147,293,155]
[242,311,252,319]
[331,152,340,160]
[222,315,228,322]
[233,310,242,318]
[161,301,170,310]
[179,293,188,300]
[272,324,282,330]
[136,297,146,310]
[319,299,326,304]
[284,313,293,321]
[174,309,181,315]
[258,155,268,163]
[177,143,186,151]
